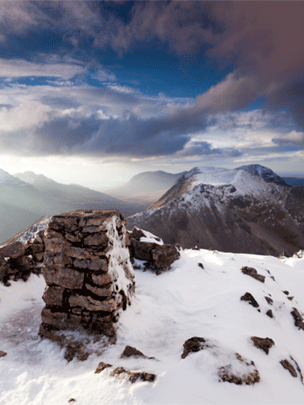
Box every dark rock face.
[241,266,265,283]
[129,226,180,273]
[240,292,259,308]
[0,351,7,358]
[250,337,275,354]
[39,209,135,340]
[266,309,274,318]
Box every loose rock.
[121,345,154,360]
[241,266,265,283]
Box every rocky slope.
[127,166,304,256]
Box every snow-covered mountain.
[128,165,304,256]
[1,244,304,404]
[236,164,289,186]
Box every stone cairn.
[39,209,135,340]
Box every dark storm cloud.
[73,111,208,157]
[0,108,195,157]
[94,1,304,128]
[176,141,242,158]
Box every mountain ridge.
[128,165,304,256]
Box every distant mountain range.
[107,170,185,206]
[0,170,145,244]
[282,177,304,187]
[1,165,304,253]
[127,164,304,256]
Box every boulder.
[129,227,180,272]
[0,241,27,259]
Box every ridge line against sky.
[0,0,303,189]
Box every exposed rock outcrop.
[110,367,156,383]
[240,292,259,308]
[280,359,298,378]
[0,229,45,285]
[129,226,180,273]
[39,209,135,340]
[250,336,275,354]
[121,345,155,360]
[181,337,260,385]
[290,308,304,330]
[94,362,156,383]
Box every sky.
[0,1,303,190]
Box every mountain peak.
[236,164,288,186]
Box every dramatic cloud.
[0,0,302,176]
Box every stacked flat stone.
[39,209,135,339]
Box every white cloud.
[0,102,51,131]
[0,57,116,82]
[280,130,304,143]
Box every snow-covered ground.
[1,249,304,405]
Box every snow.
[17,217,50,244]
[1,249,304,404]
[139,230,164,245]
[105,215,135,296]
[191,167,280,198]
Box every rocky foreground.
[0,210,304,404]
